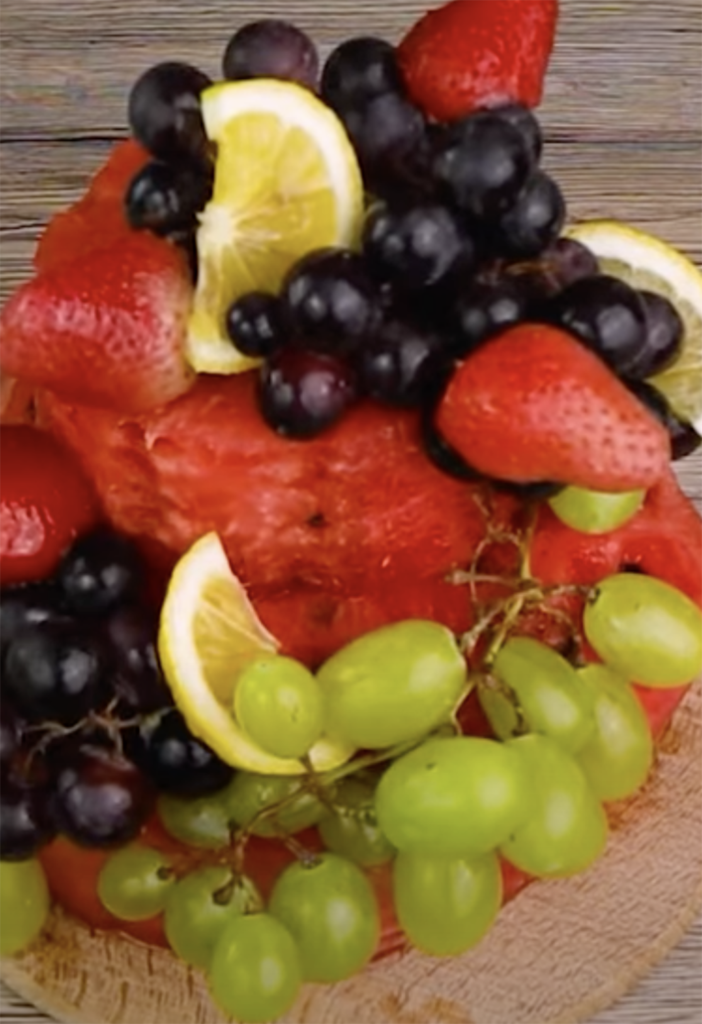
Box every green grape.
[584,573,702,687]
[318,778,395,867]
[158,788,234,849]
[500,734,608,877]
[209,912,302,1024]
[226,771,331,837]
[392,850,502,956]
[484,636,595,753]
[97,845,175,921]
[576,664,653,801]
[0,858,50,956]
[164,867,262,969]
[268,852,379,983]
[375,736,532,857]
[317,620,468,750]
[548,486,644,534]
[235,655,324,760]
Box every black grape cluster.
[0,529,233,863]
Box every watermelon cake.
[1,2,702,1022]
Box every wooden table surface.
[1,0,701,1021]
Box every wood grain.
[1,0,702,1022]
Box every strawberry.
[0,232,194,414]
[398,0,559,122]
[436,324,671,492]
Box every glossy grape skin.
[165,868,262,969]
[97,844,175,921]
[321,37,403,111]
[450,278,529,358]
[550,274,647,377]
[583,573,702,687]
[393,850,502,956]
[0,858,50,956]
[234,655,323,760]
[0,705,20,778]
[341,91,427,186]
[125,160,212,237]
[493,172,566,260]
[268,852,379,982]
[4,622,109,726]
[209,913,302,1024]
[52,745,154,849]
[576,665,653,801]
[484,636,595,754]
[226,292,288,359]
[492,104,543,162]
[226,772,331,838]
[625,379,701,462]
[501,734,608,878]
[318,778,395,867]
[548,485,645,535]
[0,780,56,861]
[222,20,319,89]
[58,527,144,617]
[130,710,234,798]
[432,113,534,221]
[375,736,532,857]
[627,290,684,379]
[128,61,212,166]
[157,789,233,849]
[0,582,65,660]
[363,202,473,290]
[258,349,357,440]
[317,620,467,750]
[104,604,171,715]
[357,319,449,409]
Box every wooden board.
[1,0,702,1022]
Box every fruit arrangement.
[1,2,702,1023]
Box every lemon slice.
[566,220,702,430]
[187,79,364,375]
[158,532,355,775]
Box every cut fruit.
[158,532,355,775]
[187,79,364,375]
[565,220,702,430]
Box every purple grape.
[129,710,234,798]
[125,160,212,237]
[226,292,288,359]
[549,274,647,376]
[59,527,144,617]
[340,92,427,188]
[1,582,66,660]
[625,379,700,461]
[0,704,21,778]
[494,172,566,260]
[357,319,449,408]
[546,238,600,288]
[432,113,534,221]
[104,605,171,716]
[451,278,530,357]
[258,349,357,439]
[51,745,153,849]
[282,249,381,356]
[626,290,684,379]
[320,37,403,112]
[492,104,543,163]
[0,779,56,861]
[222,20,319,89]
[128,62,212,166]
[363,203,475,291]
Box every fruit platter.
[1,0,701,1022]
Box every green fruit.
[501,734,608,877]
[393,850,502,956]
[548,486,644,534]
[0,858,50,956]
[584,573,702,687]
[226,771,330,837]
[97,845,174,921]
[318,778,395,867]
[375,736,532,857]
[576,665,653,801]
[268,853,379,983]
[486,636,595,752]
[235,655,324,760]
[158,789,234,849]
[317,620,468,749]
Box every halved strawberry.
[1,232,194,414]
[437,324,671,492]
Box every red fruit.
[0,425,99,586]
[35,140,149,274]
[1,232,194,414]
[398,0,559,121]
[437,324,671,492]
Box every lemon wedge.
[158,533,355,775]
[566,220,702,431]
[186,79,364,375]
